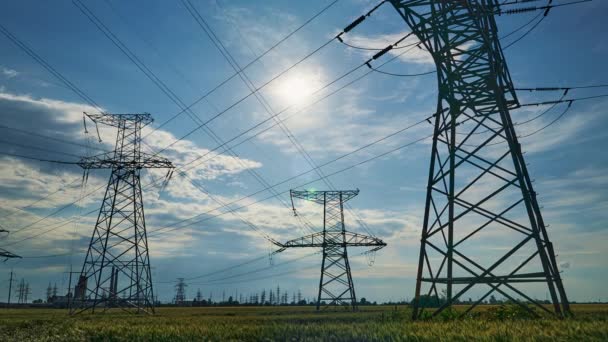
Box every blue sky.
[0,0,607,304]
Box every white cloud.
[1,66,18,79]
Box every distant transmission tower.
[388,0,570,318]
[174,278,187,305]
[278,190,386,311]
[70,113,173,314]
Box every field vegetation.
[0,304,607,341]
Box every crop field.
[0,304,607,341]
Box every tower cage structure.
[388,0,570,319]
[70,113,173,315]
[277,190,386,311]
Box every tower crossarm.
[281,231,386,249]
[85,112,153,128]
[0,248,21,259]
[290,189,359,205]
[77,152,173,170]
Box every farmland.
[1,304,607,341]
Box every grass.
[0,304,607,341]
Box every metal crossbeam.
[279,190,386,311]
[70,113,173,315]
[389,0,569,319]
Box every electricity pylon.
[278,190,386,311]
[0,228,21,259]
[70,113,173,314]
[174,278,187,305]
[388,0,569,318]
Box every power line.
[73,0,303,240]
[0,151,78,165]
[1,45,423,247]
[0,177,82,220]
[141,0,343,139]
[182,0,371,236]
[147,132,433,239]
[0,24,104,112]
[0,139,83,159]
[0,124,106,152]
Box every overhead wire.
[3,43,430,244]
[0,24,104,112]
[73,0,298,242]
[140,0,343,139]
[0,24,418,249]
[182,0,375,236]
[0,124,107,153]
[0,139,84,159]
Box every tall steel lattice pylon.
[70,113,173,315]
[388,1,570,318]
[278,190,386,311]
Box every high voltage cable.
[0,139,83,159]
[180,0,318,235]
[0,178,82,220]
[181,0,375,237]
[0,24,104,112]
[145,44,428,236]
[78,0,410,239]
[1,45,440,244]
[141,0,343,139]
[147,133,434,239]
[147,92,608,238]
[516,84,608,91]
[0,124,107,152]
[74,0,305,239]
[157,254,270,283]
[0,41,416,248]
[144,1,390,156]
[187,252,319,285]
[181,249,373,286]
[7,90,602,247]
[0,151,78,165]
[77,0,318,237]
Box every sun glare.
[271,70,323,106]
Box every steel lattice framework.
[70,113,173,315]
[388,0,569,318]
[0,229,21,260]
[278,190,386,311]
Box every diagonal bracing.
[388,0,570,319]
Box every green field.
[1,304,607,341]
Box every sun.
[270,69,323,107]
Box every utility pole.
[388,0,570,319]
[278,190,386,311]
[70,113,173,315]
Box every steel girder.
[72,113,173,315]
[389,0,569,319]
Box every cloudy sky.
[0,0,607,304]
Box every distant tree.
[489,295,498,305]
[360,297,368,305]
[33,299,43,304]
